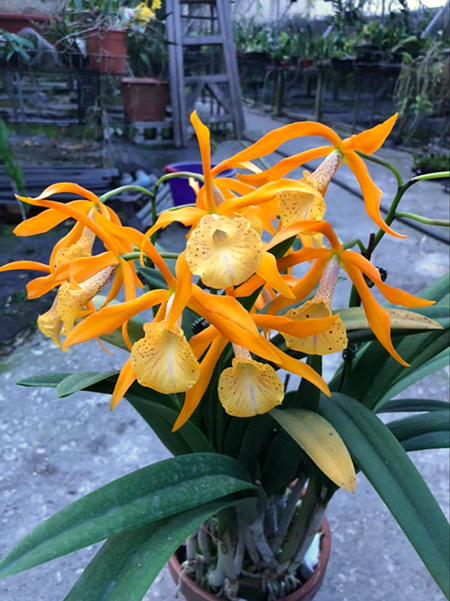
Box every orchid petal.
[63,289,169,346]
[344,151,405,238]
[342,260,408,366]
[344,251,434,308]
[173,336,227,431]
[271,345,330,396]
[0,260,51,273]
[256,251,295,299]
[341,114,398,154]
[13,201,91,236]
[211,122,342,177]
[238,146,332,186]
[167,251,192,329]
[191,111,215,212]
[111,359,136,410]
[253,312,339,338]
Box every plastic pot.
[86,29,127,74]
[121,77,169,122]
[164,162,235,207]
[168,516,331,601]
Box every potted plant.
[121,3,169,122]
[0,113,448,601]
[65,0,129,74]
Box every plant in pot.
[121,3,169,123]
[66,0,130,74]
[0,113,449,601]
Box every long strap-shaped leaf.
[18,372,215,455]
[0,453,259,579]
[320,393,450,599]
[388,410,450,452]
[64,501,230,601]
[271,408,356,492]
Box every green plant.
[0,28,36,63]
[0,115,448,601]
[394,42,449,142]
[127,15,168,79]
[0,119,25,195]
[413,148,450,176]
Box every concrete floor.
[0,106,449,601]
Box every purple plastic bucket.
[164,162,235,206]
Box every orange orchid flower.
[266,221,433,366]
[141,112,323,294]
[211,114,403,238]
[0,184,171,348]
[62,263,338,423]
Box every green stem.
[372,183,410,251]
[342,238,367,252]
[120,251,179,261]
[356,151,403,187]
[394,212,450,227]
[412,170,450,182]
[99,185,154,203]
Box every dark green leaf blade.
[64,502,229,601]
[0,454,258,579]
[388,411,450,451]
[55,371,120,398]
[377,399,450,413]
[319,393,450,599]
[17,373,72,388]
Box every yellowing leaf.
[338,307,443,332]
[271,408,356,492]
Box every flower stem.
[342,238,366,252]
[412,170,450,182]
[99,184,155,203]
[356,151,403,187]
[120,251,178,261]
[394,212,450,227]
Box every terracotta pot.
[0,12,52,34]
[121,77,169,122]
[86,29,127,74]
[168,517,331,601]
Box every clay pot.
[0,12,52,34]
[86,29,127,74]
[168,517,331,601]
[121,77,169,122]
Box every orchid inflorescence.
[1,112,433,432]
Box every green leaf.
[319,393,450,598]
[126,390,215,454]
[339,306,444,332]
[17,373,72,388]
[388,411,450,451]
[374,349,449,410]
[64,501,229,601]
[418,272,449,303]
[14,371,214,455]
[55,371,120,398]
[0,454,259,579]
[136,266,168,290]
[271,408,356,492]
[378,398,450,413]
[334,328,450,410]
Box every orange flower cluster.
[1,112,433,430]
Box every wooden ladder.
[166,0,245,147]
